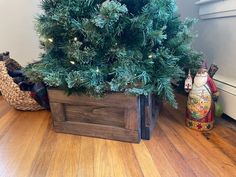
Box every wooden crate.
[48,89,160,143]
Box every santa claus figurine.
[185,62,219,131]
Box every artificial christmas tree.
[25,0,202,142]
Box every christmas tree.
[25,0,202,107]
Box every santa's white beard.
[194,75,208,87]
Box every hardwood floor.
[0,95,235,177]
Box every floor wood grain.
[0,94,235,177]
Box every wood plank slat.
[48,89,137,108]
[54,121,140,143]
[65,104,126,128]
[50,103,65,122]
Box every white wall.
[0,0,41,66]
[176,0,236,80]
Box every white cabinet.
[196,0,236,19]
[214,74,236,120]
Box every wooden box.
[48,89,161,143]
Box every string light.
[70,61,75,65]
[96,67,100,73]
[48,38,53,43]
[148,54,153,59]
[74,37,78,41]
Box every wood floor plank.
[144,126,179,177]
[0,110,20,141]
[27,122,58,177]
[167,105,236,167]
[151,126,197,177]
[0,111,49,177]
[205,131,236,163]
[214,119,236,147]
[119,142,144,177]
[62,136,81,177]
[107,141,129,177]
[45,134,72,177]
[77,136,95,177]
[93,139,115,177]
[132,141,162,177]
[11,112,50,177]
[163,106,236,177]
[0,98,11,118]
[158,113,216,177]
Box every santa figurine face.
[194,68,208,87]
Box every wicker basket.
[0,61,44,111]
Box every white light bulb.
[148,55,153,59]
[48,38,53,43]
[74,37,78,41]
[70,61,75,65]
[96,67,100,73]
